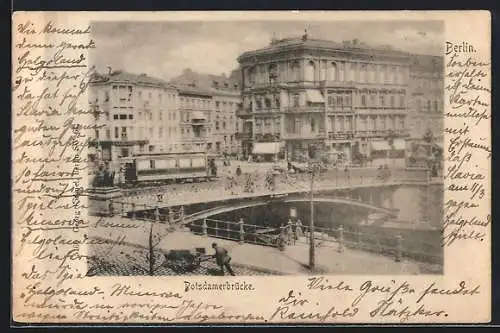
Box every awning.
[191,111,206,120]
[306,89,324,103]
[253,142,280,155]
[392,138,406,150]
[371,141,391,151]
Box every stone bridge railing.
[113,167,433,212]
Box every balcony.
[284,106,325,113]
[282,132,325,140]
[356,129,409,138]
[327,131,355,140]
[254,107,281,115]
[236,108,252,118]
[326,106,354,113]
[235,132,252,140]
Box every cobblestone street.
[87,243,285,276]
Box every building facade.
[408,54,444,142]
[170,69,241,155]
[237,34,411,165]
[89,70,180,170]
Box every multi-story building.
[408,54,444,142]
[170,69,241,155]
[88,70,180,171]
[237,33,411,165]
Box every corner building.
[237,34,411,164]
[88,70,180,171]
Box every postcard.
[11,10,491,324]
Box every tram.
[123,151,214,185]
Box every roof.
[410,54,444,73]
[90,70,177,89]
[169,68,240,96]
[238,35,410,62]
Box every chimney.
[353,39,359,46]
[107,66,112,75]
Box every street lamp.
[308,159,320,270]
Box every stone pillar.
[202,219,208,236]
[179,206,185,223]
[168,208,174,223]
[337,225,344,253]
[131,203,136,220]
[154,206,159,223]
[239,218,245,244]
[395,234,403,262]
[109,199,114,217]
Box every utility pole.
[309,163,316,270]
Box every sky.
[90,20,444,81]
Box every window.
[128,114,133,119]
[265,98,272,108]
[223,122,227,130]
[113,114,119,120]
[149,145,154,152]
[106,129,110,139]
[337,96,343,107]
[311,118,316,132]
[292,94,300,107]
[390,95,395,107]
[379,95,385,107]
[215,121,220,130]
[114,127,119,139]
[427,100,432,111]
[104,91,109,102]
[399,95,405,108]
[150,160,155,169]
[121,127,127,139]
[361,95,366,107]
[119,114,127,120]
[370,95,376,107]
[159,127,164,138]
[121,148,129,157]
[95,130,99,139]
[434,100,439,111]
[159,111,163,120]
[416,99,422,111]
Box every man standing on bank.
[212,242,236,276]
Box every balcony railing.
[326,106,354,113]
[282,132,325,140]
[235,132,252,140]
[236,108,252,117]
[327,131,355,140]
[254,107,281,114]
[356,129,409,138]
[284,106,325,113]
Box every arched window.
[305,60,315,82]
[319,61,327,81]
[369,65,376,83]
[349,63,357,81]
[327,62,338,81]
[290,61,301,82]
[338,62,345,81]
[247,66,256,85]
[268,63,278,83]
[379,65,386,83]
[359,64,367,83]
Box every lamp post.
[308,160,319,270]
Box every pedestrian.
[236,165,242,177]
[211,243,235,276]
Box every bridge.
[177,194,398,227]
[110,167,438,215]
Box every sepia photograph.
[85,20,445,278]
